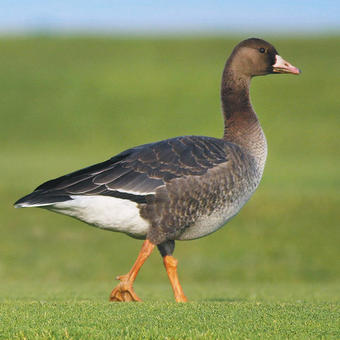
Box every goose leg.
[163,255,187,302]
[158,240,187,303]
[110,239,155,302]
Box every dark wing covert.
[15,136,229,206]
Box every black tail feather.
[14,190,72,208]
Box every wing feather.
[15,136,230,207]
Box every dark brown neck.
[219,48,268,173]
[220,63,260,145]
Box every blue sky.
[0,0,339,35]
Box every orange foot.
[109,274,142,302]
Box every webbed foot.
[109,275,142,302]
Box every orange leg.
[110,239,155,302]
[163,255,187,302]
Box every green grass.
[0,36,339,339]
[1,282,339,339]
[1,284,339,339]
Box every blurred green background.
[0,36,339,300]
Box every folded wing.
[15,136,229,207]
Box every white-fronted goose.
[15,38,300,302]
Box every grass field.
[0,36,339,339]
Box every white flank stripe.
[15,202,53,208]
[114,189,156,195]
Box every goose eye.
[259,48,265,53]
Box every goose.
[15,38,300,302]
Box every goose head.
[229,38,301,77]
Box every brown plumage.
[15,38,300,302]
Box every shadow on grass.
[200,297,247,303]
